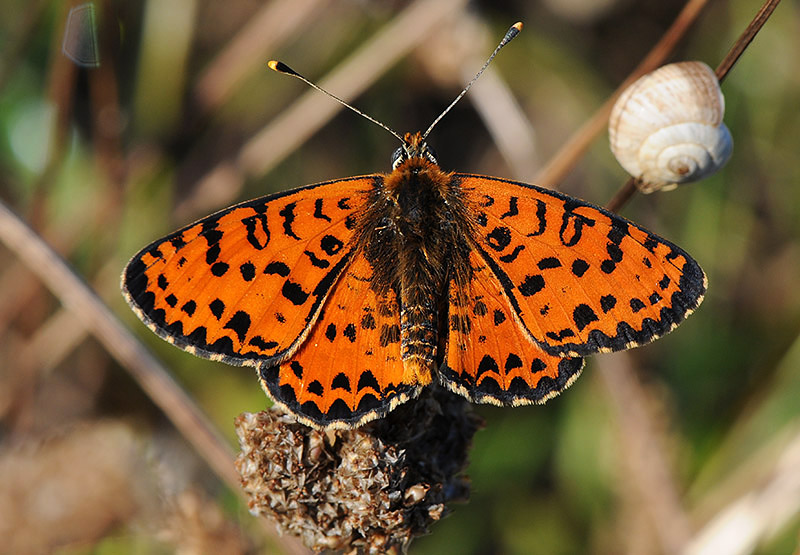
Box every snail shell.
[609,61,733,193]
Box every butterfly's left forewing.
[123,176,377,366]
[456,174,706,357]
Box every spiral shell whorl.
[609,61,733,193]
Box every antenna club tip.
[267,60,295,75]
[502,21,523,44]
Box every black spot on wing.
[504,353,523,374]
[607,243,624,263]
[209,299,225,319]
[331,373,351,392]
[486,226,511,251]
[325,323,337,342]
[600,295,617,313]
[308,380,324,396]
[181,300,197,316]
[224,311,251,343]
[601,260,617,274]
[279,202,300,240]
[493,309,506,325]
[343,323,357,342]
[170,236,187,250]
[537,257,562,270]
[607,219,628,245]
[526,199,547,237]
[559,208,595,247]
[573,304,599,332]
[282,281,309,305]
[206,243,221,264]
[476,355,499,380]
[630,298,646,313]
[499,197,519,219]
[320,235,343,256]
[211,262,229,276]
[546,328,576,342]
[357,370,380,393]
[499,245,524,263]
[361,313,376,330]
[314,198,332,222]
[290,361,303,380]
[240,262,256,281]
[242,213,269,250]
[202,227,223,246]
[264,261,290,277]
[304,250,330,269]
[519,275,545,296]
[572,259,589,277]
[249,335,279,351]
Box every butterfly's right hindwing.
[122,176,378,367]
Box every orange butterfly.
[123,23,705,429]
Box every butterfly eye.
[391,146,405,169]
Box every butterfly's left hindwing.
[258,252,423,429]
[455,174,706,357]
[122,176,377,366]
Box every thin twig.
[0,200,274,533]
[604,178,638,213]
[714,0,781,82]
[0,199,312,555]
[0,200,238,487]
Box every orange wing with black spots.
[122,176,377,366]
[455,174,706,357]
[441,249,584,406]
[258,253,423,429]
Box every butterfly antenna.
[422,22,523,141]
[268,60,405,143]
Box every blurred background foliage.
[0,0,798,553]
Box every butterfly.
[122,23,706,430]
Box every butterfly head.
[391,132,438,170]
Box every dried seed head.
[235,387,482,553]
